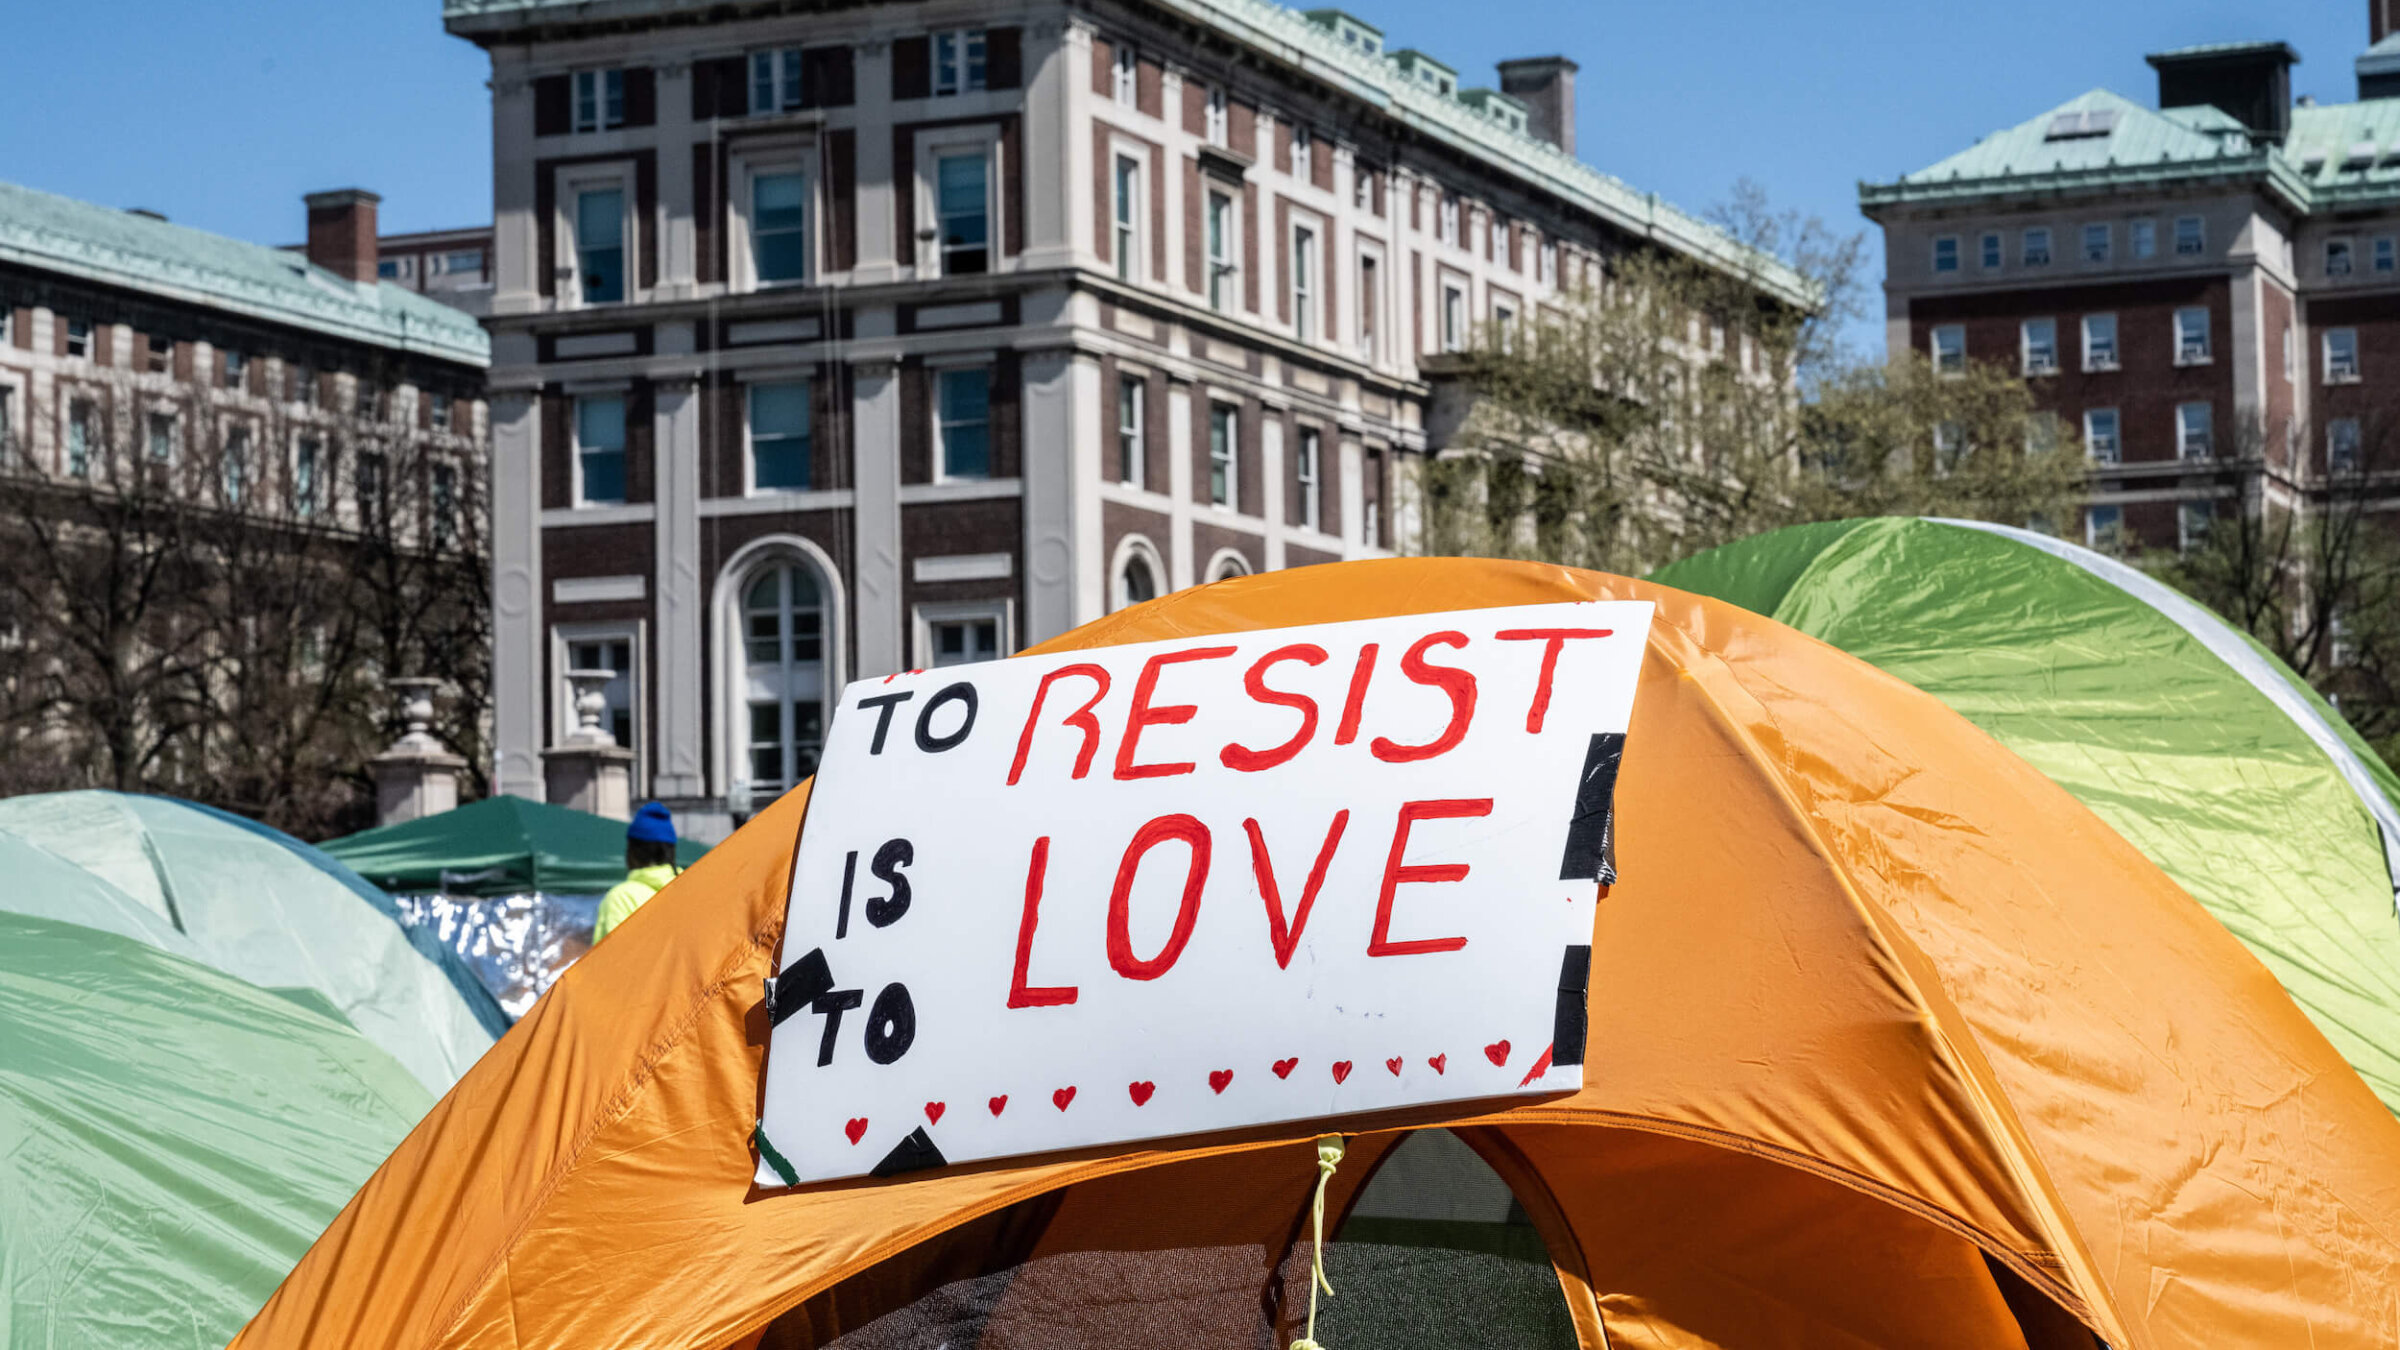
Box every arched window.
[1120,553,1158,608]
[740,560,827,811]
[1208,550,1251,582]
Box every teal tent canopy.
[0,909,431,1348]
[0,791,504,1092]
[1654,516,2400,1112]
[322,795,708,898]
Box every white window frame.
[731,146,817,292]
[1111,534,1167,611]
[1116,372,1146,488]
[1205,186,1239,311]
[1356,242,1384,362]
[572,68,627,134]
[931,361,995,483]
[2086,503,2124,551]
[1295,424,1322,531]
[2177,401,2213,461]
[751,48,805,114]
[2284,325,2297,381]
[931,29,988,97]
[552,621,648,790]
[1204,85,1228,146]
[913,600,1014,670]
[2376,236,2397,274]
[2020,317,2058,376]
[1291,220,1318,342]
[1539,238,1558,289]
[557,162,637,309]
[2084,407,2120,465]
[2174,215,2205,256]
[572,389,631,506]
[293,434,322,517]
[2130,218,2157,259]
[145,407,178,465]
[1931,235,1960,273]
[916,126,1002,279]
[2082,222,2111,263]
[2022,226,2052,266]
[2326,238,2355,278]
[1930,324,1965,374]
[2174,307,2211,365]
[1111,148,1144,283]
[2178,500,2212,555]
[1292,125,1313,183]
[743,376,814,495]
[2082,313,2118,371]
[2325,328,2361,383]
[1980,231,2003,269]
[1442,281,1466,352]
[1112,42,1138,105]
[1207,401,1238,508]
[2329,417,2362,475]
[1439,195,1460,247]
[64,316,90,359]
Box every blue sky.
[0,0,2378,354]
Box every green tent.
[0,792,504,1094]
[0,908,431,1348]
[322,795,708,898]
[1654,517,2400,1112]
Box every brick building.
[1862,10,2400,554]
[443,0,1802,839]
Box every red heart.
[988,1095,1008,1117]
[1053,1086,1077,1111]
[1484,1040,1511,1067]
[1272,1057,1299,1079]
[1428,1054,1448,1075]
[844,1117,868,1145]
[1331,1060,1353,1084]
[1128,1080,1156,1106]
[925,1102,945,1125]
[1209,1069,1234,1094]
[1385,1056,1403,1076]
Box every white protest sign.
[754,600,1650,1187]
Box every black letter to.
[867,838,914,927]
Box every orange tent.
[235,560,2400,1350]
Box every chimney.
[2376,0,2396,45]
[304,188,382,284]
[2146,43,2297,144]
[1496,56,1578,156]
[2365,0,2400,98]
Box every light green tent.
[0,908,430,1349]
[0,792,505,1092]
[1654,517,2400,1112]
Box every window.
[2327,238,2355,277]
[934,151,990,275]
[223,349,245,390]
[1442,284,1465,352]
[1932,420,1966,475]
[223,427,248,505]
[1112,42,1137,105]
[2131,218,2157,259]
[65,400,92,477]
[355,378,379,418]
[445,249,485,276]
[1116,375,1144,487]
[935,367,990,479]
[1292,223,1316,341]
[1208,403,1236,506]
[358,450,388,529]
[932,29,988,96]
[146,411,175,463]
[1932,235,1960,273]
[431,390,453,431]
[573,69,626,133]
[2082,313,2118,370]
[1439,195,1460,246]
[567,636,637,752]
[1205,86,1228,146]
[751,48,804,113]
[2022,227,2051,266]
[576,186,626,304]
[1355,168,1373,213]
[145,334,170,374]
[65,317,89,359]
[2179,500,2212,554]
[1118,549,1159,609]
[2330,417,2362,475]
[294,365,317,407]
[1540,239,1558,289]
[2177,401,2213,460]
[2377,236,2397,273]
[295,437,320,516]
[1113,154,1140,281]
[575,394,627,505]
[2087,503,2124,551]
[2083,222,2110,263]
[431,463,458,548]
[1359,254,1378,357]
[376,259,402,279]
[2174,307,2210,364]
[2174,215,2204,256]
[1980,232,2002,269]
[2284,325,2297,381]
[1296,426,1321,531]
[927,612,1002,667]
[2023,411,2063,458]
[1206,190,1236,311]
[1292,126,1312,183]
[752,169,811,284]
[741,562,826,809]
[1931,324,1965,374]
[0,388,12,464]
[1494,302,1518,352]
[2021,317,2057,375]
[748,381,812,491]
[2084,408,2120,464]
[2325,328,2361,383]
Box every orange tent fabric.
[234,560,2400,1350]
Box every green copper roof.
[446,0,1815,309]
[2285,98,2400,205]
[0,180,488,368]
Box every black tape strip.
[1551,944,1592,1067]
[872,1125,948,1178]
[769,947,836,1028]
[1556,732,1626,884]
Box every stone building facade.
[1862,16,2400,554]
[444,0,1800,839]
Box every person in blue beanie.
[594,803,682,943]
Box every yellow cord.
[1291,1135,1346,1350]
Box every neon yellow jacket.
[593,864,681,943]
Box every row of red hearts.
[839,1040,1519,1144]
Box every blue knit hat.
[627,802,678,845]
